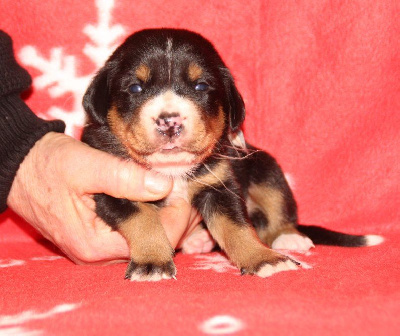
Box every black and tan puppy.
[82,29,382,281]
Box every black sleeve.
[0,31,66,213]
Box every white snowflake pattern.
[278,250,313,269]
[199,315,245,335]
[18,0,125,137]
[0,260,25,268]
[30,256,64,262]
[191,251,312,275]
[191,253,238,274]
[0,256,64,268]
[0,304,79,336]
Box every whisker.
[210,140,261,161]
[202,163,245,203]
[186,173,221,193]
[220,143,259,153]
[211,150,261,161]
[229,139,242,157]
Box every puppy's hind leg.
[248,185,314,251]
[241,149,314,251]
[193,183,299,278]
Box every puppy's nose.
[155,112,183,137]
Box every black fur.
[297,225,368,247]
[94,194,139,228]
[83,29,245,137]
[124,260,176,280]
[231,144,298,225]
[81,28,377,280]
[192,181,249,226]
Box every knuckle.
[112,160,142,198]
[71,246,100,264]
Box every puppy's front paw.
[254,259,299,278]
[240,252,300,278]
[271,233,314,251]
[125,260,177,282]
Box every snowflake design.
[278,250,313,269]
[0,304,79,336]
[0,256,64,269]
[199,315,245,335]
[18,0,125,137]
[0,259,25,268]
[191,253,238,274]
[191,251,312,274]
[30,256,64,262]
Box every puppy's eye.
[195,82,209,91]
[129,84,143,93]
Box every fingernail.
[144,173,171,195]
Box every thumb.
[73,146,172,201]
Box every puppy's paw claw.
[125,260,177,282]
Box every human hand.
[7,132,203,264]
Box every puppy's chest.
[163,170,223,206]
[162,159,232,206]
[164,178,191,205]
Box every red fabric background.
[0,1,399,335]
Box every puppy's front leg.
[193,188,299,277]
[95,195,176,281]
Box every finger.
[69,219,130,265]
[159,199,192,248]
[64,192,130,264]
[91,223,130,263]
[75,147,172,201]
[175,209,203,249]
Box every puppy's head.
[83,29,245,176]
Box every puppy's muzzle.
[155,112,183,138]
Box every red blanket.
[1,0,399,335]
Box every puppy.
[82,29,382,281]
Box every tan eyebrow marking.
[135,64,151,82]
[188,62,203,81]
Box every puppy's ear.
[82,66,110,125]
[222,68,245,132]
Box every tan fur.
[187,105,225,160]
[207,105,226,139]
[207,214,287,271]
[118,202,173,264]
[107,107,155,167]
[108,101,225,171]
[188,62,203,81]
[187,160,230,199]
[247,184,300,246]
[136,64,151,82]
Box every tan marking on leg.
[188,62,203,81]
[247,184,300,246]
[118,202,173,264]
[135,64,151,82]
[207,214,289,272]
